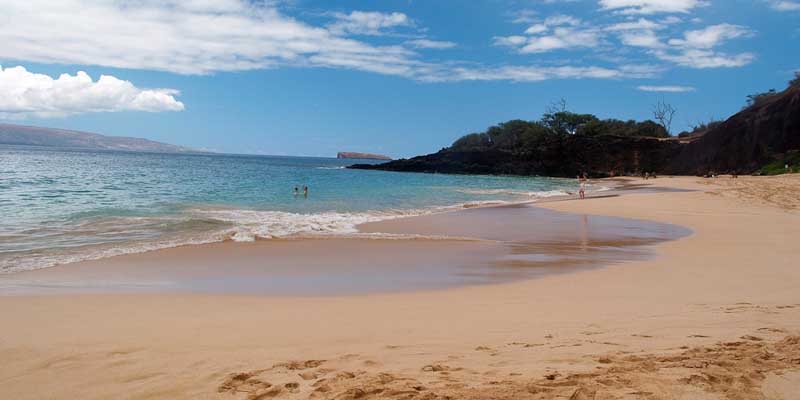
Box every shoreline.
[1,175,799,399]
[0,178,585,275]
[0,177,623,280]
[0,180,689,296]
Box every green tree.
[746,89,777,108]
[633,120,669,138]
[790,71,800,87]
[541,111,598,135]
[451,132,491,151]
[486,120,535,150]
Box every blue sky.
[0,0,798,158]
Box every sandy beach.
[1,175,800,399]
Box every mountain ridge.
[0,124,199,154]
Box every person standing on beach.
[577,174,586,200]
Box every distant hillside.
[352,83,800,177]
[337,152,392,160]
[0,124,198,153]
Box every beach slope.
[1,176,799,399]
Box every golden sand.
[1,175,799,399]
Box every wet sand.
[1,175,799,399]
[0,202,688,295]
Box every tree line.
[450,101,669,154]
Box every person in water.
[303,185,308,198]
[577,174,587,200]
[294,185,299,196]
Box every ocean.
[0,145,583,273]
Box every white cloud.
[494,14,601,54]
[405,39,457,49]
[620,30,664,48]
[525,24,549,34]
[0,65,184,119]
[764,0,800,11]
[511,10,539,24]
[599,0,709,14]
[653,49,755,68]
[543,15,582,26]
[660,16,684,24]
[327,11,412,36]
[493,36,529,47]
[637,85,696,92]
[0,0,723,85]
[606,18,665,48]
[0,1,420,76]
[654,24,755,68]
[606,18,664,31]
[426,64,660,83]
[668,24,753,48]
[520,27,602,53]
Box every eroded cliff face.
[667,85,800,175]
[352,86,800,177]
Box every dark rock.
[351,85,800,177]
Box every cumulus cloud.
[2,0,759,91]
[599,0,709,14]
[496,5,756,71]
[327,11,412,35]
[763,0,800,11]
[619,30,664,48]
[668,24,753,48]
[0,1,626,84]
[0,1,658,84]
[606,18,666,49]
[637,85,696,92]
[653,49,755,68]
[521,27,602,53]
[0,65,184,119]
[405,39,457,49]
[655,24,755,68]
[494,15,602,54]
[0,1,420,76]
[606,18,664,31]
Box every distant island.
[352,77,800,177]
[337,152,392,160]
[0,124,199,154]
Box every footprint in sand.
[218,372,273,396]
[298,371,318,380]
[273,360,325,370]
[758,327,787,333]
[283,382,300,393]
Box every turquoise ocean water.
[0,146,586,273]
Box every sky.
[0,0,798,158]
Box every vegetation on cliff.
[352,75,800,177]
